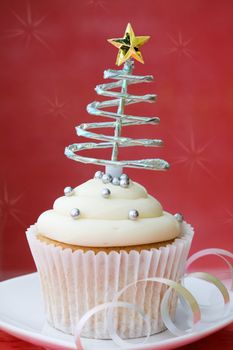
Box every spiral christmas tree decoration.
[65,24,169,176]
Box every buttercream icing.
[37,179,181,247]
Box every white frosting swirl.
[37,179,181,247]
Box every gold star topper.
[108,23,150,66]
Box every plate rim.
[0,273,233,350]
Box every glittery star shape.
[167,32,194,61]
[0,183,24,226]
[108,23,150,66]
[4,1,51,51]
[224,209,233,225]
[86,0,108,11]
[172,127,216,181]
[44,94,68,118]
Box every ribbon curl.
[74,248,233,350]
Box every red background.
[0,0,233,280]
[0,324,233,350]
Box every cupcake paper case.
[26,23,195,340]
[26,221,193,339]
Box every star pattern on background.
[166,32,194,61]
[4,1,51,51]
[0,183,24,227]
[43,93,69,118]
[172,127,216,181]
[86,0,108,11]
[224,209,233,225]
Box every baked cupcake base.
[36,233,177,253]
[26,222,193,339]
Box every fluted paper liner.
[26,222,193,339]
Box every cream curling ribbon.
[74,249,233,350]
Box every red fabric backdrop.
[0,0,233,279]
[1,324,233,350]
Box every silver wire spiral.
[65,59,169,172]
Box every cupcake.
[26,23,194,339]
[26,177,193,339]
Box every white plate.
[0,273,232,350]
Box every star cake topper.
[108,23,150,66]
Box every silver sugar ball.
[174,213,183,222]
[101,188,111,198]
[102,173,113,184]
[128,209,139,220]
[112,177,120,186]
[94,170,104,179]
[70,208,81,219]
[64,186,74,197]
[120,173,129,181]
[120,178,130,188]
